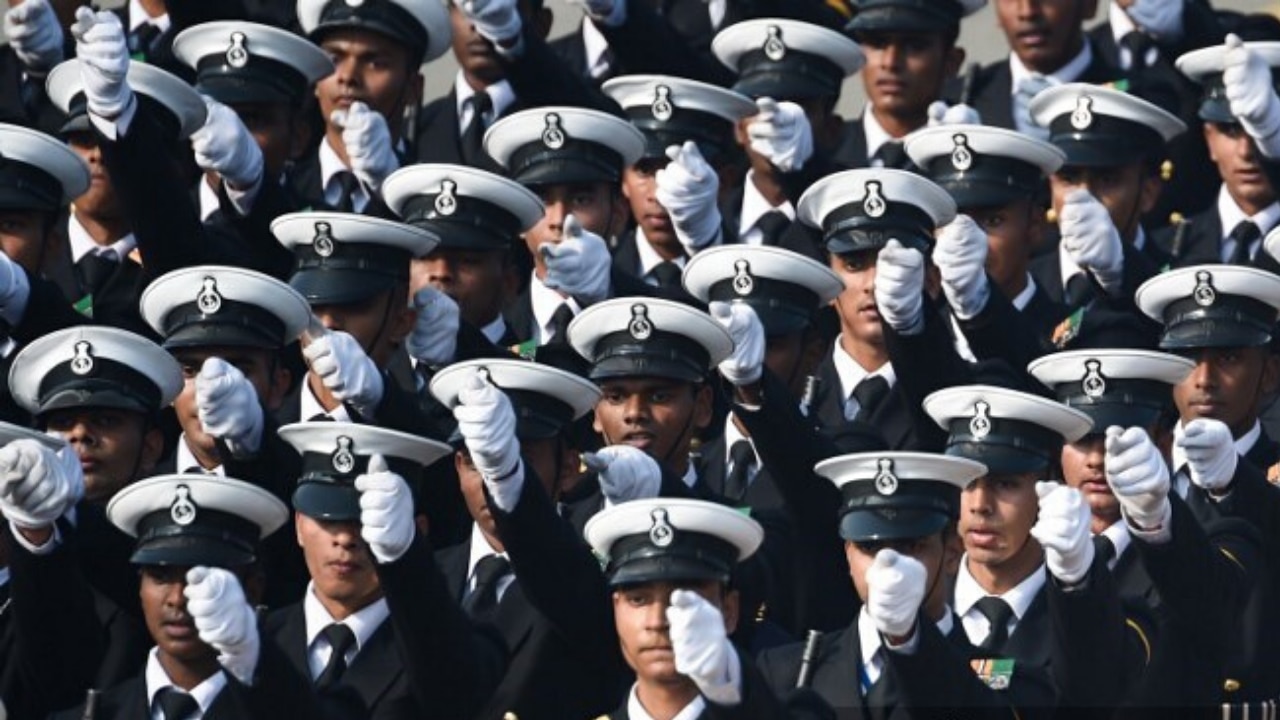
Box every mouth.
[966,528,1001,549]
[1187,400,1220,416]
[620,432,655,450]
[162,619,198,640]
[328,559,363,576]
[874,79,906,94]
[857,302,881,319]
[1080,478,1113,496]
[645,213,673,230]
[1015,29,1050,48]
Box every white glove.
[667,589,742,705]
[926,101,982,126]
[1031,482,1095,585]
[330,101,398,193]
[458,0,522,45]
[865,549,927,640]
[70,7,132,119]
[1105,426,1170,530]
[185,566,259,685]
[709,301,764,386]
[195,357,264,459]
[873,239,925,335]
[1125,0,1183,41]
[454,371,523,509]
[746,98,813,173]
[406,287,459,368]
[1224,34,1280,158]
[1176,418,1237,493]
[655,141,722,254]
[302,330,385,419]
[4,0,65,74]
[356,454,415,563]
[582,445,661,504]
[0,250,32,327]
[541,214,612,304]
[933,215,991,320]
[1059,189,1123,294]
[0,439,83,530]
[191,97,264,190]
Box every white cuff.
[9,520,61,555]
[484,459,525,513]
[88,94,137,140]
[883,626,920,655]
[224,173,263,217]
[1123,501,1172,545]
[700,645,743,706]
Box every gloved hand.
[655,141,722,254]
[746,98,813,173]
[191,97,264,190]
[1031,482,1095,585]
[195,357,264,459]
[1124,0,1183,41]
[0,250,32,327]
[70,7,132,119]
[933,215,991,320]
[1224,34,1280,158]
[0,439,83,530]
[406,287,460,368]
[865,549,927,640]
[927,101,982,126]
[4,0,65,74]
[185,566,259,685]
[709,301,764,386]
[356,454,416,563]
[454,371,522,509]
[582,445,661,504]
[330,101,398,193]
[302,330,385,419]
[668,589,742,705]
[458,0,522,45]
[874,239,925,335]
[1177,418,1237,493]
[541,215,612,304]
[1105,426,1170,530]
[1059,189,1123,293]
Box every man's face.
[312,287,415,367]
[1173,346,1278,437]
[171,347,289,459]
[1205,122,1276,216]
[621,160,679,256]
[592,378,712,473]
[230,101,305,179]
[66,131,123,222]
[315,30,418,141]
[296,512,382,613]
[994,0,1096,74]
[858,31,958,120]
[828,250,884,348]
[965,199,1042,293]
[1050,163,1156,243]
[140,565,218,666]
[449,4,504,84]
[613,579,738,684]
[0,209,50,273]
[1060,435,1119,526]
[959,472,1042,571]
[410,248,509,329]
[44,408,161,502]
[526,182,624,278]
[456,437,570,536]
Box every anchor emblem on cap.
[732,259,754,296]
[170,484,197,526]
[863,181,887,218]
[313,221,336,257]
[1193,270,1216,307]
[1071,96,1094,131]
[969,401,993,439]
[651,85,674,122]
[332,436,356,474]
[196,276,223,315]
[70,341,94,376]
[542,113,566,149]
[763,25,786,61]
[874,458,898,495]
[225,31,249,68]
[1082,359,1107,398]
[951,134,973,171]
[435,179,458,216]
[628,304,653,340]
[649,508,675,547]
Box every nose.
[622,393,650,424]
[965,479,994,515]
[164,580,188,610]
[645,595,671,631]
[426,257,454,285]
[313,307,341,332]
[62,420,96,447]
[330,522,363,549]
[543,199,565,234]
[1190,359,1215,390]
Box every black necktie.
[1120,31,1156,72]
[128,22,162,60]
[334,171,360,213]
[975,596,1015,652]
[872,141,908,169]
[546,303,574,346]
[464,554,511,622]
[76,251,118,296]
[651,261,683,293]
[755,211,790,246]
[315,623,357,691]
[154,687,200,720]
[1227,220,1261,266]
[1063,272,1096,310]
[850,375,890,422]
[724,439,754,501]
[1093,534,1117,567]
[461,92,494,167]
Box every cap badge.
[542,113,566,150]
[628,303,654,341]
[651,85,674,122]
[1070,96,1094,131]
[732,259,755,296]
[763,25,786,61]
[225,31,249,68]
[332,436,356,474]
[969,401,992,439]
[873,458,898,496]
[345,0,364,6]
[435,179,458,216]
[70,341,94,376]
[649,507,675,547]
[1193,270,1216,307]
[170,484,198,526]
[862,181,887,218]
[1082,359,1106,398]
[196,276,223,315]
[313,221,336,258]
[951,134,973,171]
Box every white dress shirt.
[722,415,761,489]
[175,435,225,476]
[319,137,372,213]
[581,20,614,80]
[300,376,353,422]
[862,108,896,164]
[737,170,796,246]
[1108,5,1160,71]
[635,227,687,287]
[1098,520,1132,572]
[68,213,137,264]
[129,0,171,33]
[145,647,227,719]
[455,73,516,132]
[529,271,582,345]
[625,683,706,720]
[831,337,897,421]
[1217,185,1280,263]
[481,315,510,345]
[466,523,516,603]
[303,583,391,681]
[954,558,1047,647]
[1009,42,1093,135]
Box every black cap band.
[1160,293,1277,349]
[924,155,1044,206]
[1052,378,1173,433]
[161,299,288,350]
[624,106,737,163]
[1197,70,1280,124]
[823,201,934,254]
[1049,113,1165,167]
[314,0,428,59]
[848,0,966,32]
[606,530,739,586]
[195,53,311,105]
[400,195,523,251]
[134,507,260,566]
[707,276,819,336]
[508,138,625,186]
[733,49,845,100]
[945,416,1060,474]
[292,242,411,282]
[37,357,162,416]
[505,388,575,440]
[589,329,712,383]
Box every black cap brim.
[606,556,730,587]
[1198,100,1238,125]
[588,355,706,384]
[289,268,397,307]
[848,7,957,34]
[512,158,620,187]
[945,442,1049,476]
[1072,403,1165,436]
[1159,321,1271,350]
[948,182,1031,210]
[292,482,361,522]
[1055,137,1149,168]
[839,507,949,542]
[37,388,154,417]
[733,72,835,101]
[197,76,295,106]
[130,535,257,568]
[826,230,931,256]
[161,323,285,351]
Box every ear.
[592,400,606,437]
[139,425,165,475]
[734,116,751,149]
[1203,124,1219,164]
[1139,171,1162,215]
[608,188,628,238]
[797,326,829,380]
[942,528,964,578]
[945,45,966,79]
[721,587,741,635]
[1261,350,1280,396]
[295,511,306,548]
[387,303,418,348]
[264,358,292,412]
[692,383,714,431]
[238,564,267,605]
